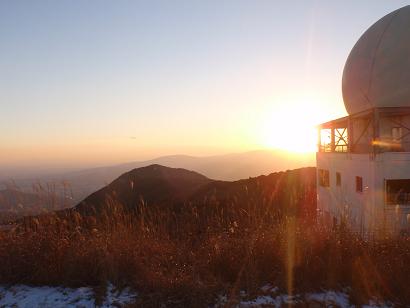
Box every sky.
[1,0,409,172]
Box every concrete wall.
[317,152,410,236]
[375,152,410,233]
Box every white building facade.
[317,6,410,236]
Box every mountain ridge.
[1,150,315,218]
[74,164,212,215]
[70,164,316,223]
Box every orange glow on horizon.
[257,96,336,154]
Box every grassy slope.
[0,165,409,306]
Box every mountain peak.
[123,164,210,181]
[75,165,211,214]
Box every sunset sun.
[264,121,317,153]
[258,98,329,154]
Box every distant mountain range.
[0,150,314,218]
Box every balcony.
[318,107,410,155]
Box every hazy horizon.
[0,147,315,179]
[2,1,409,171]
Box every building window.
[335,128,348,153]
[385,179,410,205]
[392,127,402,142]
[318,169,330,187]
[356,176,363,192]
[336,172,341,186]
[319,129,332,152]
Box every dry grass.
[0,191,410,307]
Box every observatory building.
[317,6,410,236]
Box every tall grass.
[0,185,409,306]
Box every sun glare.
[258,98,330,153]
[264,122,317,153]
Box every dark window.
[392,127,402,142]
[356,176,363,192]
[318,169,330,187]
[336,172,341,186]
[385,179,410,205]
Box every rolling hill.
[75,164,211,215]
[70,164,317,226]
[2,150,314,208]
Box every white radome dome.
[342,5,410,115]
